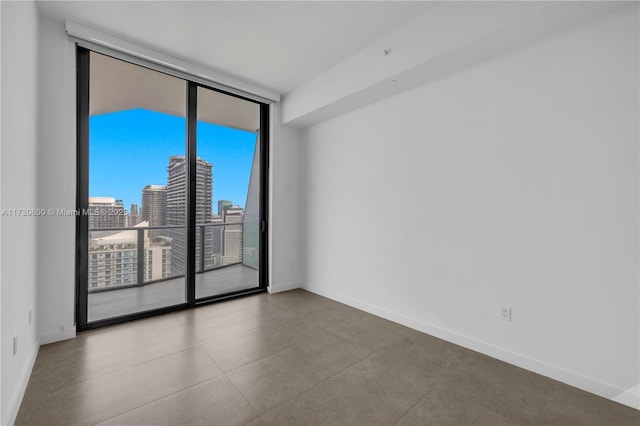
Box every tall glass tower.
[166,155,213,276]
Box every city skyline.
[89,108,257,212]
[87,154,248,289]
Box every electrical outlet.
[29,309,32,326]
[13,336,18,356]
[501,307,512,322]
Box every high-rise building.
[88,197,126,229]
[142,185,167,225]
[166,156,213,275]
[128,203,140,227]
[141,185,167,238]
[218,200,232,220]
[223,206,244,265]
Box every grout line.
[246,322,432,420]
[38,334,200,389]
[92,345,225,425]
[221,327,328,375]
[225,371,261,415]
[390,386,436,426]
[197,339,225,374]
[191,302,304,346]
[216,312,374,418]
[192,333,260,415]
[251,349,379,420]
[90,376,223,426]
[81,312,187,344]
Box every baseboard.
[613,384,640,410]
[1,341,39,426]
[38,324,76,345]
[268,282,300,294]
[303,284,639,411]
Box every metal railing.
[197,222,242,273]
[88,223,243,293]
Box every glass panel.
[242,132,261,270]
[195,87,260,298]
[87,52,187,322]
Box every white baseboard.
[38,324,76,345]
[613,384,640,410]
[303,284,639,411]
[268,282,300,294]
[1,341,39,426]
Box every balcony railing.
[88,223,244,293]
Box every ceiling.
[90,51,260,130]
[36,1,438,94]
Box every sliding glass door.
[195,87,261,299]
[76,47,268,329]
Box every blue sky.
[89,108,256,213]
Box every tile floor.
[88,264,258,322]
[16,290,640,425]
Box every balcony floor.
[88,264,259,322]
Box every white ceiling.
[90,51,260,130]
[36,1,438,94]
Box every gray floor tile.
[442,354,560,424]
[74,313,184,349]
[16,290,640,426]
[253,339,440,425]
[188,303,298,345]
[173,293,283,325]
[227,332,371,412]
[303,303,369,330]
[327,314,416,351]
[269,289,343,314]
[201,315,324,372]
[539,385,640,426]
[27,325,199,392]
[16,347,222,426]
[394,385,519,426]
[96,376,258,426]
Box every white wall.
[300,6,639,407]
[269,104,302,293]
[1,1,41,424]
[35,14,76,345]
[1,2,4,418]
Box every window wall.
[76,48,269,329]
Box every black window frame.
[75,45,270,331]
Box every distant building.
[166,156,213,275]
[142,185,167,225]
[209,214,224,268]
[218,200,232,220]
[128,203,140,227]
[88,197,126,229]
[142,185,167,238]
[223,206,244,265]
[87,221,172,290]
